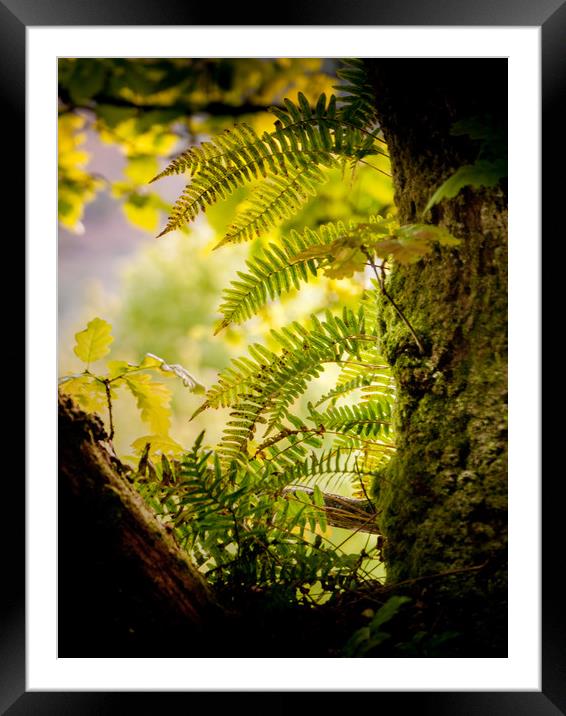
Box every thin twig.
[364,250,425,356]
[331,512,382,552]
[103,379,115,442]
[355,463,376,514]
[382,561,489,592]
[358,158,392,178]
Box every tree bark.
[58,394,219,655]
[365,60,508,654]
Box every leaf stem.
[357,158,392,178]
[103,379,115,442]
[364,250,425,356]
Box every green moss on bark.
[372,189,507,586]
[365,61,508,652]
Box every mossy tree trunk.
[365,60,508,654]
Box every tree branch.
[282,486,380,535]
[58,90,276,119]
[58,394,219,654]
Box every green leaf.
[291,244,335,262]
[67,59,107,104]
[344,596,411,656]
[425,158,507,213]
[313,485,328,532]
[396,224,461,247]
[313,484,324,507]
[370,595,411,630]
[124,373,172,434]
[106,360,132,379]
[373,236,431,264]
[73,317,114,365]
[97,104,138,128]
[292,236,367,279]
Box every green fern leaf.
[314,374,374,407]
[270,448,375,492]
[198,308,385,456]
[335,59,380,131]
[218,217,395,332]
[154,87,387,238]
[215,225,335,331]
[308,401,392,438]
[214,164,328,249]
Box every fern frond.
[329,430,395,459]
[272,448,373,489]
[191,342,277,418]
[335,346,395,400]
[175,434,235,532]
[259,432,323,472]
[309,401,392,438]
[196,308,384,466]
[214,164,328,249]
[215,218,405,333]
[215,222,346,332]
[151,123,271,183]
[262,309,376,431]
[314,374,374,408]
[335,59,380,131]
[154,91,386,238]
[322,287,395,403]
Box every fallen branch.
[58,394,218,655]
[283,486,380,534]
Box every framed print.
[8,0,557,710]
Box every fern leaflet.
[214,164,328,249]
[215,222,348,332]
[334,58,380,131]
[154,91,386,238]
[195,307,393,465]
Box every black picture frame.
[9,1,558,711]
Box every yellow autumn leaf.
[59,376,108,414]
[73,317,114,366]
[124,373,171,435]
[106,353,162,380]
[373,237,432,265]
[131,434,184,458]
[323,246,367,279]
